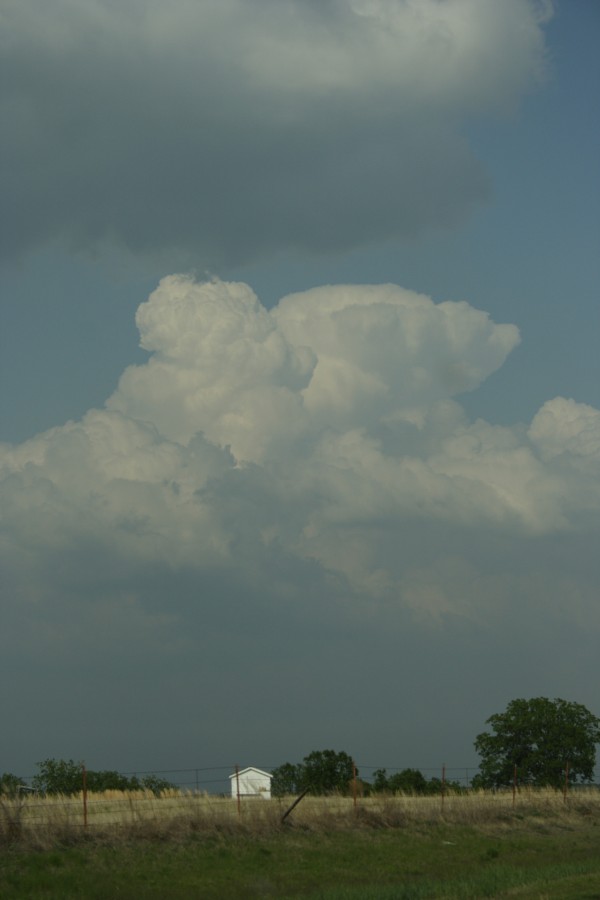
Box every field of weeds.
[2,789,600,898]
[2,785,600,845]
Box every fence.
[2,775,600,843]
[3,761,600,840]
[12,762,600,796]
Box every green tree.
[474,697,600,789]
[301,749,356,795]
[272,750,356,797]
[0,773,27,797]
[424,776,463,795]
[372,768,390,792]
[371,768,463,795]
[86,769,135,792]
[387,768,429,794]
[31,759,176,795]
[32,759,83,795]
[138,774,176,796]
[271,762,302,798]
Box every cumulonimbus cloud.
[0,0,551,265]
[2,276,598,612]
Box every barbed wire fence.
[2,761,599,836]
[11,761,600,795]
[10,761,600,802]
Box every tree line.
[2,697,599,797]
[271,698,600,796]
[269,751,463,797]
[0,759,174,797]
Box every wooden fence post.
[563,761,570,803]
[281,788,310,824]
[235,764,241,817]
[81,764,88,829]
[441,765,446,813]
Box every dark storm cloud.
[1,0,549,266]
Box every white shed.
[229,766,272,800]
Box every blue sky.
[1,0,599,780]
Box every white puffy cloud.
[0,409,234,571]
[108,276,315,458]
[2,276,599,613]
[273,284,519,431]
[1,0,551,264]
[529,397,600,464]
[108,276,519,460]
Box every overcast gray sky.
[1,0,599,784]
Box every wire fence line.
[15,765,475,795]
[3,771,600,839]
[12,763,600,796]
[3,761,600,839]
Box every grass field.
[1,788,600,898]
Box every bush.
[31,759,176,795]
[371,768,463,795]
[0,773,27,798]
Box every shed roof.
[228,766,272,780]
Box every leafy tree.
[271,750,356,796]
[424,776,463,795]
[388,768,429,794]
[32,759,83,795]
[371,767,462,795]
[372,768,390,793]
[271,763,302,798]
[474,697,600,789]
[31,759,176,795]
[0,773,27,797]
[86,769,135,792]
[301,749,356,795]
[138,774,176,796]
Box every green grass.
[2,821,600,899]
[2,790,600,898]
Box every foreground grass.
[2,826,600,899]
[1,791,600,898]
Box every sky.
[1,0,599,786]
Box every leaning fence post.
[281,788,310,824]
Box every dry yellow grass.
[1,786,599,849]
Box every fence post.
[563,761,569,803]
[235,764,241,817]
[352,760,357,810]
[441,764,446,813]
[281,788,309,824]
[512,764,517,809]
[81,764,88,829]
